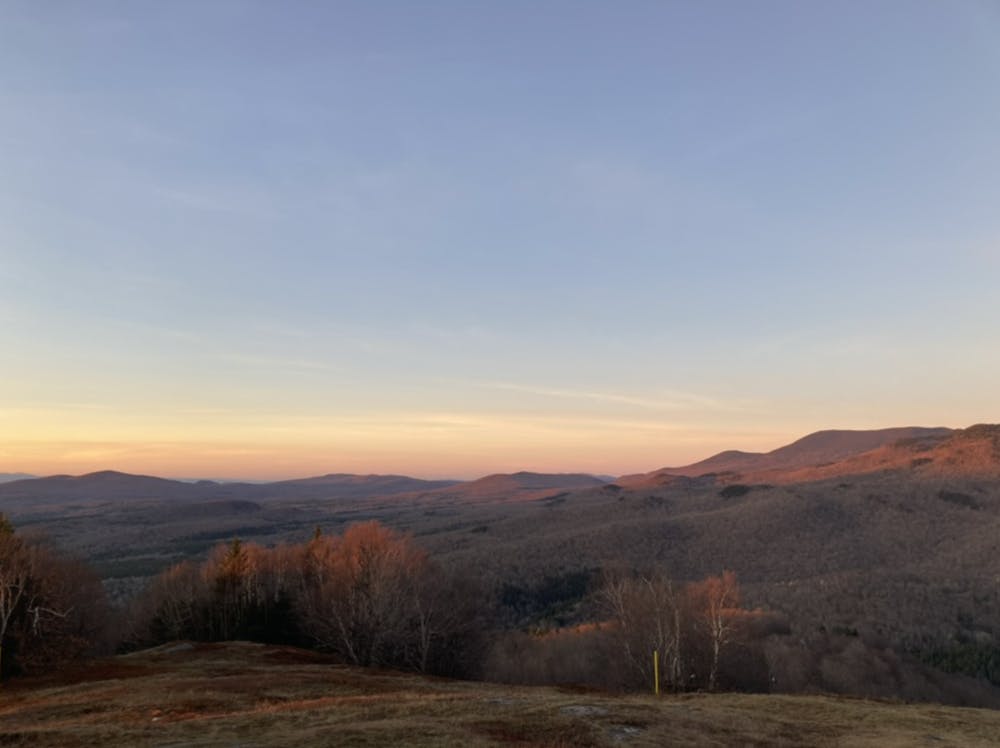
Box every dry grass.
[1,642,999,747]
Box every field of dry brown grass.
[2,642,999,747]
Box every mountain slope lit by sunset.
[2,1,998,480]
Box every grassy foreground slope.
[1,643,999,747]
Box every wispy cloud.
[408,321,499,344]
[109,320,207,345]
[216,353,344,374]
[0,401,112,413]
[474,381,753,413]
[254,322,314,340]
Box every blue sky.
[1,1,998,479]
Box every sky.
[1,1,999,480]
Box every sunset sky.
[2,2,999,480]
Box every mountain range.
[3,424,998,509]
[617,425,976,487]
[0,470,458,509]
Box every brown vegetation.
[128,522,486,678]
[0,514,110,678]
[3,641,1000,747]
[487,570,777,696]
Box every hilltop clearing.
[3,641,1000,747]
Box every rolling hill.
[0,469,607,510]
[0,470,206,504]
[0,470,460,511]
[4,641,1000,747]
[409,471,607,505]
[616,425,998,487]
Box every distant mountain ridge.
[260,473,461,501]
[618,425,1000,487]
[0,468,611,509]
[423,471,606,504]
[0,468,609,511]
[0,470,214,502]
[0,473,36,483]
[767,423,1000,484]
[5,425,999,507]
[0,470,461,509]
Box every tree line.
[125,521,488,678]
[486,568,784,693]
[0,515,110,678]
[127,530,773,692]
[2,513,773,695]
[12,513,985,705]
[1,513,768,690]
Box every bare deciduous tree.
[595,568,748,692]
[690,570,741,691]
[0,515,110,678]
[297,521,427,667]
[133,561,205,642]
[0,518,31,677]
[597,569,686,691]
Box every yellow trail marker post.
[653,649,660,696]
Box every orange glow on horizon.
[2,401,803,479]
[2,428,791,482]
[5,401,957,481]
